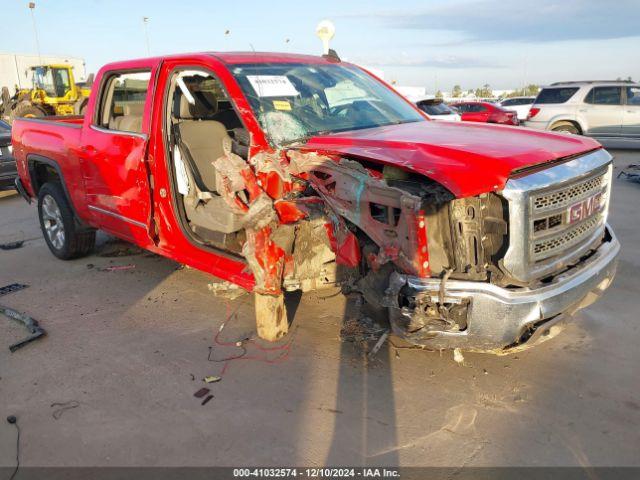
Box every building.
[0,53,87,96]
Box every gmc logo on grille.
[568,192,603,224]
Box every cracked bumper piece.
[389,225,620,353]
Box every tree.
[435,90,443,99]
[505,84,540,98]
[474,84,492,98]
[452,85,462,98]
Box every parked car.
[451,101,519,125]
[11,52,619,354]
[0,119,16,189]
[525,81,640,137]
[415,97,461,122]
[499,96,535,121]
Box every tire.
[11,102,45,120]
[551,121,580,135]
[37,182,95,260]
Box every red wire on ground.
[208,300,296,377]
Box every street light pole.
[142,17,151,56]
[28,2,42,64]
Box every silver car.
[524,80,640,138]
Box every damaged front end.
[201,130,619,354]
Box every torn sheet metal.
[242,227,286,295]
[288,151,429,277]
[1,305,46,352]
[209,142,432,298]
[213,138,277,230]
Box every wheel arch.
[27,154,88,228]
[549,117,584,134]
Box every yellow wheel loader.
[0,64,93,123]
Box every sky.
[2,0,639,92]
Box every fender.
[26,154,91,229]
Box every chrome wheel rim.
[42,194,65,249]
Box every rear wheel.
[37,182,95,260]
[551,121,580,135]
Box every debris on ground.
[367,330,390,360]
[340,316,386,343]
[207,281,247,300]
[207,306,296,377]
[203,375,221,384]
[0,284,29,297]
[0,241,24,250]
[193,388,210,398]
[98,264,136,272]
[1,305,46,352]
[618,164,640,183]
[453,348,465,365]
[6,415,20,480]
[201,395,214,406]
[50,401,79,420]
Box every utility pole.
[142,17,151,56]
[28,2,42,64]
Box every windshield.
[0,120,9,132]
[231,63,424,145]
[32,67,71,97]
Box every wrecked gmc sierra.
[11,52,619,353]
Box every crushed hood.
[301,120,602,197]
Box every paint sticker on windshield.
[247,75,299,97]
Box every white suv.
[524,81,640,138]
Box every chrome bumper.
[388,225,620,353]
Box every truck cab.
[11,52,620,353]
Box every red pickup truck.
[11,52,619,353]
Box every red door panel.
[462,110,489,122]
[79,127,152,243]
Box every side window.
[584,87,622,105]
[96,71,151,133]
[455,104,467,113]
[468,104,486,113]
[626,87,640,105]
[53,68,71,97]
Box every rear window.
[535,87,579,104]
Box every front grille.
[533,215,601,260]
[529,168,608,262]
[500,149,613,283]
[532,173,606,213]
